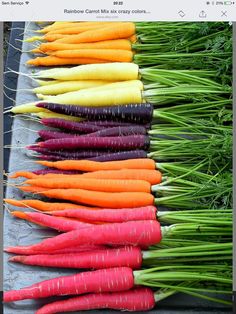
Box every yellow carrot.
[33,80,114,95]
[35,86,143,106]
[34,63,139,81]
[37,80,143,99]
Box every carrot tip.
[9,256,25,263]
[11,211,28,219]
[4,247,15,253]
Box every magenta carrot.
[49,206,157,223]
[4,267,134,302]
[36,287,155,314]
[5,244,107,255]
[6,220,162,253]
[11,211,93,232]
[9,246,142,269]
[38,130,78,140]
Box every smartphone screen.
[0,1,235,313]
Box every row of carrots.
[4,21,233,313]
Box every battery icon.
[224,1,233,4]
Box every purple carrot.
[38,130,78,141]
[37,155,70,161]
[32,169,81,175]
[38,135,150,150]
[37,103,154,123]
[41,118,103,133]
[89,150,147,161]
[28,146,132,159]
[84,120,151,129]
[32,151,147,162]
[85,126,147,137]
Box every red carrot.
[6,220,161,253]
[36,287,155,314]
[5,244,107,255]
[49,206,157,223]
[9,246,142,269]
[3,267,134,302]
[11,211,93,232]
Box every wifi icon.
[25,1,29,4]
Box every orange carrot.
[17,186,48,193]
[55,22,136,44]
[36,159,156,171]
[31,48,42,54]
[81,169,161,185]
[39,39,132,52]
[9,171,38,179]
[44,34,71,42]
[50,49,133,62]
[40,22,122,34]
[46,24,121,35]
[9,168,162,185]
[35,189,155,208]
[4,199,98,211]
[129,34,137,43]
[26,56,107,66]
[24,177,151,193]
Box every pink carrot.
[9,246,142,269]
[5,244,107,255]
[4,267,134,302]
[36,287,155,314]
[6,220,161,253]
[11,211,93,232]
[50,206,157,223]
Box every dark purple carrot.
[36,155,70,161]
[28,146,145,160]
[41,118,103,133]
[89,150,147,162]
[38,135,150,150]
[85,126,147,137]
[37,151,147,162]
[85,120,151,128]
[32,169,81,175]
[38,130,78,141]
[37,103,154,123]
